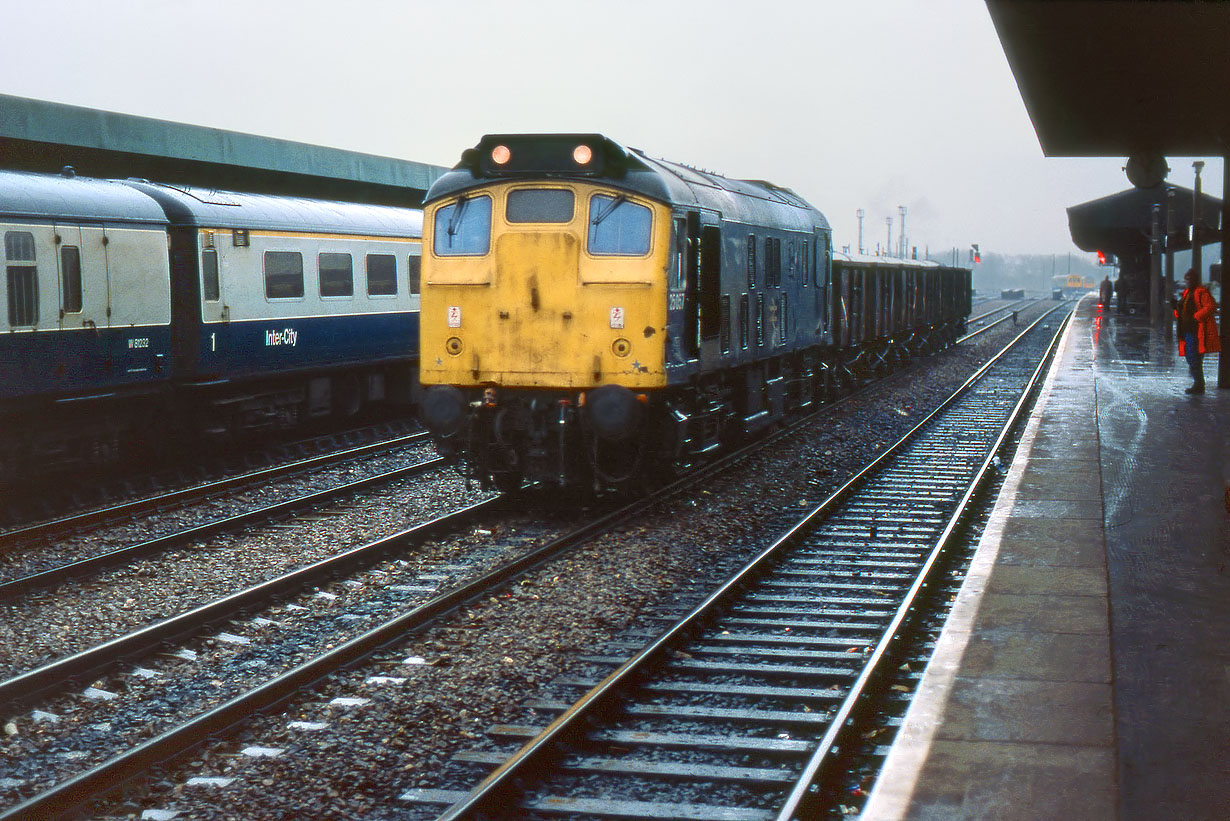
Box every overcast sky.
[2,0,1223,258]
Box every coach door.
[52,224,85,332]
[61,224,113,390]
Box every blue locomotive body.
[418,134,971,492]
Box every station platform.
[861,298,1227,820]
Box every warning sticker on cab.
[448,306,461,328]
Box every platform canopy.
[985,1,1230,158]
[1068,185,1222,255]
[0,94,445,207]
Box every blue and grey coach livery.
[0,168,422,483]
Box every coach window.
[319,253,354,298]
[61,246,83,313]
[366,253,397,296]
[5,230,38,326]
[407,251,421,295]
[264,251,304,299]
[434,195,492,256]
[507,188,574,223]
[588,194,651,256]
[201,250,220,302]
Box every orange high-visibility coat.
[1175,285,1221,355]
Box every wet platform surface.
[862,298,1227,820]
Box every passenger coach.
[0,170,174,480]
[127,181,424,434]
[0,168,423,484]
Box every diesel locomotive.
[0,168,423,484]
[418,134,971,492]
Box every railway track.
[0,448,445,600]
[0,420,425,538]
[0,303,1064,820]
[402,306,1071,820]
[958,296,1056,343]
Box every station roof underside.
[985,1,1230,158]
[1068,185,1222,254]
[0,94,446,207]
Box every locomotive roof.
[427,134,830,234]
[123,181,423,238]
[0,168,169,225]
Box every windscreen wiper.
[591,194,627,226]
[446,197,470,247]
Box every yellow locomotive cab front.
[420,181,670,390]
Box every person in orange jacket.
[1173,268,1221,394]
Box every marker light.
[491,145,511,165]
[573,144,593,165]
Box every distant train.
[417,134,970,492]
[1051,273,1096,298]
[0,168,422,484]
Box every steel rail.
[958,297,1070,344]
[0,455,445,600]
[966,296,1035,324]
[0,322,967,820]
[433,304,1073,821]
[0,431,429,547]
[1,311,1001,820]
[773,308,1072,819]
[0,488,482,716]
[0,328,915,718]
[0,455,778,821]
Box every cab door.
[813,230,828,336]
[682,211,701,359]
